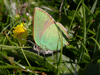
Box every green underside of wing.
[34,8,52,47]
[40,23,68,51]
[34,8,68,51]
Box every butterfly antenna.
[18,37,35,45]
[18,37,40,55]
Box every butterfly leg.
[42,50,46,59]
[33,44,40,56]
[52,52,54,59]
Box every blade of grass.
[21,47,31,67]
[0,66,49,72]
[80,41,89,55]
[82,0,86,45]
[3,0,10,11]
[79,0,86,61]
[68,0,82,33]
[90,0,98,13]
[0,44,31,49]
[0,52,35,73]
[86,0,97,36]
[91,37,100,50]
[93,23,100,58]
[0,19,18,35]
[3,21,20,44]
[56,29,63,75]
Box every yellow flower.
[12,23,26,38]
[12,23,28,46]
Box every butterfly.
[33,7,69,54]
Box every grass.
[0,0,100,75]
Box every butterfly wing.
[33,7,69,51]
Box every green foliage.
[0,0,100,75]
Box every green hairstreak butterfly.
[33,7,69,54]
